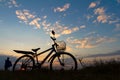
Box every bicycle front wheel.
[50,52,77,71]
[12,55,35,71]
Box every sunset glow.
[0,0,120,61]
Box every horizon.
[0,53,120,70]
[0,0,120,68]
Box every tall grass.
[0,59,120,80]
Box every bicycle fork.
[57,55,65,66]
[48,53,65,66]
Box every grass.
[0,60,120,80]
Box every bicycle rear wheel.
[12,55,35,71]
[50,52,77,70]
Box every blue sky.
[0,0,120,58]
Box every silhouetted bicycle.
[12,30,77,71]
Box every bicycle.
[12,30,77,71]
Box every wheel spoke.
[13,55,35,71]
[50,52,77,70]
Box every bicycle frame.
[34,44,57,67]
[13,31,77,71]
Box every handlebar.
[50,37,56,41]
[50,30,59,47]
[50,36,59,48]
[50,36,57,45]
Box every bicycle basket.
[56,41,66,52]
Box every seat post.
[31,48,40,63]
[34,52,39,64]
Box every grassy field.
[0,60,120,80]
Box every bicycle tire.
[12,55,35,71]
[50,52,77,70]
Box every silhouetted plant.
[79,58,85,68]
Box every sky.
[0,0,120,59]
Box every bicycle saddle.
[32,48,40,52]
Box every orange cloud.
[97,15,108,23]
[41,21,79,37]
[66,46,73,52]
[61,27,79,35]
[94,7,110,23]
[66,36,116,49]
[94,7,105,15]
[88,1,100,8]
[89,2,96,8]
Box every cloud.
[94,7,105,15]
[52,21,65,30]
[41,21,79,37]
[94,7,110,23]
[94,8,120,24]
[66,36,116,49]
[16,9,80,36]
[54,3,70,12]
[117,0,120,3]
[8,0,19,8]
[41,21,64,37]
[86,15,94,20]
[85,31,96,37]
[66,37,94,48]
[88,1,100,8]
[109,19,120,24]
[97,14,109,23]
[66,46,73,52]
[16,9,41,28]
[61,27,79,35]
[29,18,41,28]
[16,10,35,21]
[42,20,51,31]
[80,25,86,29]
[16,10,28,23]
[87,7,112,23]
[114,24,120,31]
[0,0,4,2]
[53,24,79,36]
[89,2,97,8]
[43,16,47,19]
[87,50,120,58]
[116,34,120,37]
[0,0,20,8]
[23,10,35,19]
